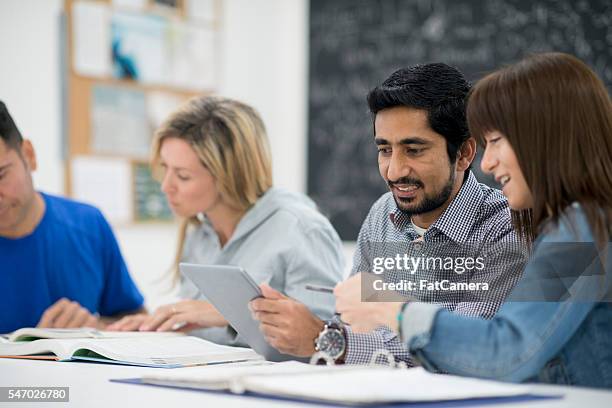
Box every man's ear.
[20,140,38,172]
[456,137,476,172]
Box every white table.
[1,359,611,408]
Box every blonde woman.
[109,96,344,346]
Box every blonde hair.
[152,96,273,284]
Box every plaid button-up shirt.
[344,171,526,365]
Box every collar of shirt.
[389,171,484,243]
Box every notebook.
[140,360,352,390]
[234,366,546,405]
[115,364,559,405]
[0,335,262,368]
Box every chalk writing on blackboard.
[308,0,611,240]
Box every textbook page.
[8,327,184,342]
[68,337,262,367]
[0,339,75,360]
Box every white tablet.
[180,263,302,362]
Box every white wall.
[0,0,353,310]
[219,0,309,192]
[0,0,64,194]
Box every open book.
[4,327,184,342]
[119,363,554,405]
[0,334,262,368]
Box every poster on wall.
[166,22,217,89]
[133,162,174,221]
[71,156,134,224]
[111,11,216,89]
[72,1,112,77]
[111,12,167,84]
[91,84,151,158]
[185,0,217,22]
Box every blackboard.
[307,0,612,240]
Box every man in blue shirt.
[0,101,144,333]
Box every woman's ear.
[456,137,476,172]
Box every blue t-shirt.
[0,193,144,333]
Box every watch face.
[318,328,345,359]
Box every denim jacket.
[400,204,612,388]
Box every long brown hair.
[468,52,612,246]
[152,96,273,284]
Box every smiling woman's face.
[480,131,534,210]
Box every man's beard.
[391,168,456,216]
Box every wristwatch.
[314,320,347,363]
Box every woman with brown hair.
[108,96,344,346]
[335,52,612,387]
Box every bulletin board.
[63,0,221,224]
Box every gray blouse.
[179,187,345,346]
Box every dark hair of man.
[0,101,24,151]
[367,63,472,164]
[468,52,612,248]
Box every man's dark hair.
[0,101,24,150]
[367,63,471,163]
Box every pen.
[304,284,334,294]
